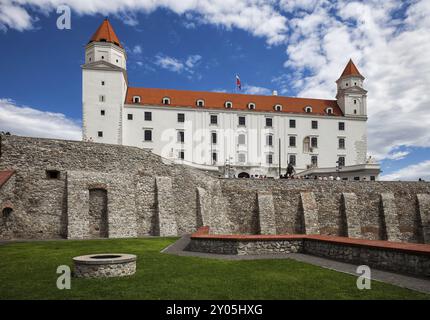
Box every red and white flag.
[236,74,241,90]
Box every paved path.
[162,235,430,294]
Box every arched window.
[196,99,205,107]
[305,106,312,113]
[303,136,311,153]
[225,101,233,109]
[325,107,333,114]
[162,97,171,105]
[248,102,256,110]
[133,96,141,103]
[274,104,282,111]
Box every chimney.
[272,90,278,96]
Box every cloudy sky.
[0,0,429,180]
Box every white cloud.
[384,150,410,161]
[0,98,81,140]
[242,85,272,95]
[0,0,288,44]
[155,54,202,75]
[380,160,430,181]
[132,45,142,54]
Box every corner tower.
[82,18,128,144]
[336,59,367,117]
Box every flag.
[236,74,241,90]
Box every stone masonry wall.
[1,135,430,242]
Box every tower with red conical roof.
[336,59,367,117]
[82,18,128,144]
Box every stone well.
[73,253,137,278]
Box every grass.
[0,237,428,300]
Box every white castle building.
[82,19,380,180]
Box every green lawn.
[0,237,428,300]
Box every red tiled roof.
[88,18,123,48]
[340,59,362,78]
[125,87,343,116]
[0,170,15,189]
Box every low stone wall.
[187,228,430,277]
[73,254,137,278]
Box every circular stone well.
[73,253,137,278]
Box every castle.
[82,19,380,180]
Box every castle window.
[266,134,273,146]
[179,150,185,160]
[274,104,282,112]
[238,116,246,126]
[303,137,311,153]
[354,82,357,86]
[116,59,119,63]
[238,134,246,145]
[311,137,318,148]
[346,83,349,87]
[212,152,217,164]
[248,103,256,110]
[133,96,141,103]
[354,100,357,104]
[211,132,217,144]
[162,97,171,105]
[98,131,103,137]
[289,154,296,166]
[354,109,357,114]
[311,120,318,129]
[210,114,218,125]
[101,110,105,116]
[101,56,104,60]
[339,122,345,131]
[144,129,152,141]
[289,119,296,128]
[311,155,318,167]
[238,153,246,163]
[99,95,105,102]
[338,138,345,149]
[177,130,184,143]
[305,106,312,113]
[144,112,152,121]
[177,113,185,123]
[266,153,273,164]
[2,207,12,218]
[196,99,205,107]
[289,136,296,147]
[225,101,233,109]
[337,156,345,167]
[127,114,133,120]
[265,118,272,127]
[46,170,60,180]
[326,107,333,114]
[101,81,105,86]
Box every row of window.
[100,110,347,131]
[131,95,334,114]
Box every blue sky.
[0,0,429,180]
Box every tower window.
[248,103,256,110]
[354,100,357,104]
[177,131,184,143]
[101,56,104,60]
[311,137,318,148]
[98,131,103,137]
[144,129,152,141]
[99,95,105,102]
[289,154,296,166]
[338,156,345,167]
[274,104,282,111]
[339,122,345,131]
[162,97,171,105]
[179,150,185,160]
[311,155,318,167]
[354,109,357,114]
[265,118,273,127]
[311,120,318,129]
[101,110,105,116]
[133,96,141,103]
[346,83,349,86]
[225,101,233,109]
[354,82,357,86]
[127,114,133,120]
[46,170,60,179]
[238,116,246,126]
[212,152,217,164]
[289,119,296,128]
[144,112,152,121]
[305,106,312,113]
[326,107,333,114]
[101,81,105,86]
[177,113,185,123]
[266,154,273,164]
[211,132,217,144]
[266,135,273,146]
[196,99,205,107]
[338,138,345,149]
